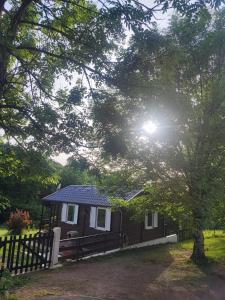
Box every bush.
[7,209,32,235]
[0,269,28,298]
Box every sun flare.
[142,120,157,134]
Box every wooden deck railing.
[59,232,124,260]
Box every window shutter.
[61,203,67,222]
[74,204,79,224]
[153,212,158,227]
[105,208,111,231]
[90,206,96,228]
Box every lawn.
[0,227,9,237]
[0,226,38,237]
[8,230,225,300]
[0,226,39,259]
[179,230,225,263]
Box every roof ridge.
[69,185,95,187]
[42,186,143,206]
[42,185,72,199]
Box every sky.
[52,1,173,165]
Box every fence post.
[51,227,61,267]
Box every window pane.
[147,213,153,227]
[97,209,106,228]
[67,205,75,222]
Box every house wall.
[121,210,165,245]
[54,202,176,244]
[58,203,121,239]
[164,217,178,236]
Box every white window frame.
[62,203,79,224]
[89,206,111,231]
[96,207,107,230]
[145,212,158,230]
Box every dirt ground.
[13,245,225,300]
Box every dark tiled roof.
[42,185,143,207]
[42,185,110,207]
[124,189,143,201]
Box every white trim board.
[122,234,177,250]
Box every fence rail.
[177,229,193,241]
[0,231,54,276]
[59,232,124,261]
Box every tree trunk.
[190,228,206,263]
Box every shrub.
[0,269,28,298]
[7,209,32,235]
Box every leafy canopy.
[0,0,223,154]
[92,9,225,229]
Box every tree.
[59,157,99,187]
[0,142,60,222]
[205,174,225,232]
[0,0,222,153]
[91,9,225,263]
[0,0,223,232]
[0,0,159,153]
[99,168,143,195]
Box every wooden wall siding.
[55,202,173,244]
[164,218,178,236]
[58,204,121,239]
[121,211,165,245]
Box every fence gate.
[0,231,54,276]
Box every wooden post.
[51,227,61,267]
[39,204,44,232]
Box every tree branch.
[9,0,33,37]
[16,45,109,80]
[20,20,71,38]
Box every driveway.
[13,245,225,300]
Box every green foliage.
[92,9,225,260]
[68,87,86,105]
[0,143,60,223]
[60,157,99,187]
[206,197,225,229]
[0,194,10,215]
[0,270,14,296]
[0,1,223,154]
[127,183,191,223]
[0,0,161,154]
[99,168,142,195]
[0,270,28,296]
[0,145,101,224]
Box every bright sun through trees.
[142,121,157,134]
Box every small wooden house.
[42,185,176,245]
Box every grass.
[178,230,225,263]
[0,227,9,237]
[0,226,39,257]
[33,289,61,297]
[0,227,38,238]
[157,230,225,287]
